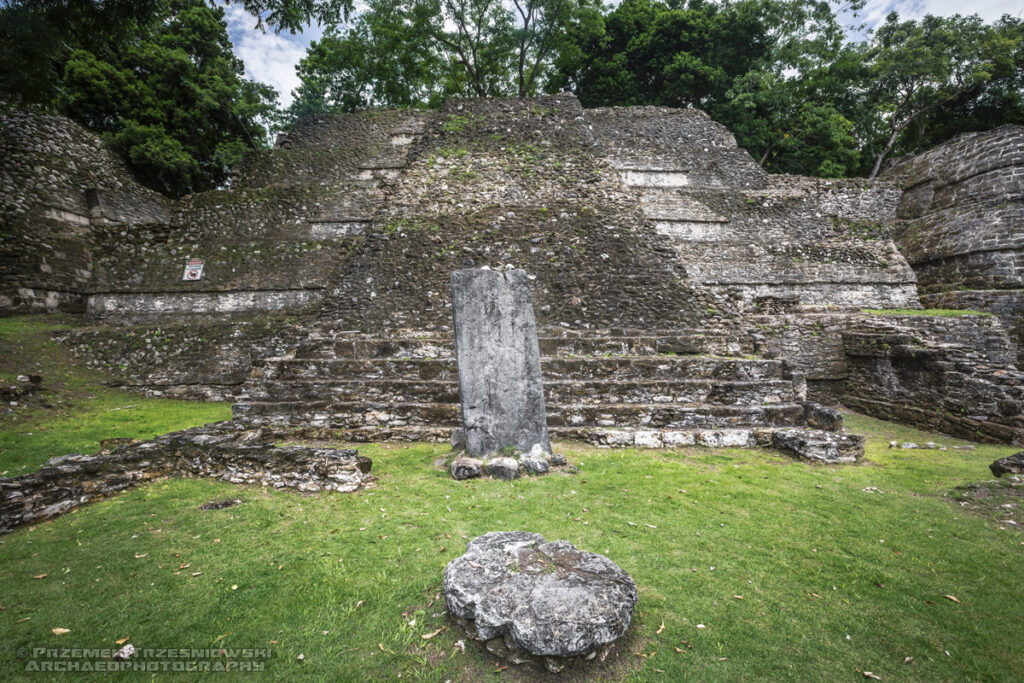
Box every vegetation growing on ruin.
[0,316,230,475]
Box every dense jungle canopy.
[1,0,1021,195]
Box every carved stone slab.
[450,268,550,457]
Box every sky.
[224,0,1024,109]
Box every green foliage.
[1,0,278,196]
[283,0,601,123]
[441,114,472,132]
[863,12,1020,177]
[904,16,1024,156]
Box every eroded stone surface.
[772,429,864,463]
[451,268,550,457]
[991,452,1024,477]
[485,457,521,480]
[444,531,637,664]
[451,456,483,480]
[520,444,550,474]
[0,423,373,533]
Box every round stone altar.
[443,531,638,672]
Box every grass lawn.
[0,315,230,475]
[1,315,1022,680]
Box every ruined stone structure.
[884,125,1024,364]
[0,423,374,533]
[2,97,1021,446]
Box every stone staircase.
[623,178,921,310]
[232,327,852,453]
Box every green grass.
[861,308,990,317]
[0,415,1021,681]
[1,314,1022,680]
[0,315,230,474]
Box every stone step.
[289,333,750,360]
[639,190,729,222]
[259,423,859,461]
[265,424,763,447]
[244,378,799,405]
[251,356,788,383]
[673,240,915,285]
[232,400,807,430]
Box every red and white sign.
[182,258,204,281]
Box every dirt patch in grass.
[449,628,646,682]
[948,477,1024,531]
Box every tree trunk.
[869,126,902,179]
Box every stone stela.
[450,268,550,457]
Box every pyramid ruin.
[2,95,1022,450]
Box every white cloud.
[845,0,1022,34]
[223,5,322,108]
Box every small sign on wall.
[182,258,205,281]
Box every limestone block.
[451,268,550,457]
[444,531,637,668]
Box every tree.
[286,0,444,120]
[863,12,1019,178]
[285,0,599,119]
[53,0,277,195]
[891,15,1024,158]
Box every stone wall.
[56,320,302,401]
[884,125,1024,362]
[842,314,1023,444]
[584,105,918,311]
[317,95,728,331]
[0,423,373,533]
[0,105,170,314]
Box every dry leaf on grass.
[116,637,130,645]
[656,620,665,634]
[944,595,960,603]
[422,626,446,640]
[51,628,70,635]
[32,574,46,580]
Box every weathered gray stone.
[990,452,1024,477]
[449,427,467,451]
[520,444,550,474]
[773,429,864,463]
[547,452,567,466]
[0,422,374,533]
[451,268,550,458]
[443,532,637,663]
[805,403,843,431]
[451,456,483,480]
[485,457,521,480]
